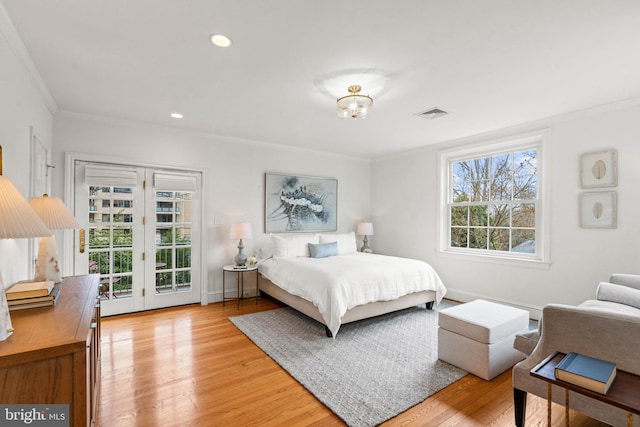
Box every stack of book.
[554,351,617,395]
[6,280,60,311]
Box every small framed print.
[580,149,617,188]
[580,191,617,229]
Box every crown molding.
[0,2,57,113]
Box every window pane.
[514,150,537,175]
[113,275,132,298]
[113,250,132,274]
[156,226,173,245]
[469,205,488,227]
[175,227,192,245]
[511,229,535,253]
[113,227,133,248]
[451,206,468,227]
[156,248,172,269]
[514,174,537,200]
[89,227,110,249]
[176,247,191,268]
[469,228,487,249]
[489,228,509,251]
[491,154,512,179]
[176,270,191,291]
[450,228,468,248]
[488,204,509,227]
[489,178,511,201]
[512,204,535,227]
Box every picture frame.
[580,149,617,188]
[265,172,337,233]
[580,191,617,229]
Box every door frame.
[63,151,209,306]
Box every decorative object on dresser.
[0,274,101,427]
[356,222,374,252]
[0,145,53,341]
[29,194,82,282]
[265,172,337,233]
[7,282,61,311]
[229,222,252,266]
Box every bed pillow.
[319,232,357,254]
[309,241,339,258]
[271,233,319,258]
[596,281,640,309]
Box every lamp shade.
[0,176,52,239]
[229,222,252,240]
[356,222,374,236]
[29,194,81,230]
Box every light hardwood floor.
[97,297,608,426]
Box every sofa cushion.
[596,281,640,309]
[579,299,640,317]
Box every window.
[439,133,548,264]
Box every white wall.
[0,14,53,289]
[371,103,640,318]
[52,113,371,301]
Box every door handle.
[79,228,85,253]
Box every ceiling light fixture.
[170,113,183,119]
[337,85,373,119]
[210,34,232,48]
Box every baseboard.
[444,288,543,321]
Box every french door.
[73,161,201,316]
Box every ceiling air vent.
[415,108,449,120]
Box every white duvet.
[259,252,446,336]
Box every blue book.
[554,352,617,394]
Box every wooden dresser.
[0,274,101,427]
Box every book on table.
[6,280,55,300]
[554,352,617,395]
[7,285,61,311]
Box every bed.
[257,232,446,337]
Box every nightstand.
[222,265,259,309]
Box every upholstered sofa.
[512,274,640,427]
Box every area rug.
[230,301,467,427]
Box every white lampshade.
[357,222,374,236]
[0,176,52,239]
[29,194,81,230]
[230,222,252,240]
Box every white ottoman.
[438,299,529,381]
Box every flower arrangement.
[247,256,257,266]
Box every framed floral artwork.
[265,172,337,233]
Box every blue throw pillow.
[309,241,339,258]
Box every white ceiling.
[3,1,640,159]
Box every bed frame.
[258,274,436,337]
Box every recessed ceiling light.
[210,34,232,48]
[170,113,183,119]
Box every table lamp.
[356,222,374,252]
[0,146,53,340]
[29,194,82,283]
[230,222,252,266]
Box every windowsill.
[438,249,551,269]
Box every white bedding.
[259,252,446,336]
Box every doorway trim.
[64,151,209,305]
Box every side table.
[531,352,640,427]
[222,265,259,309]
